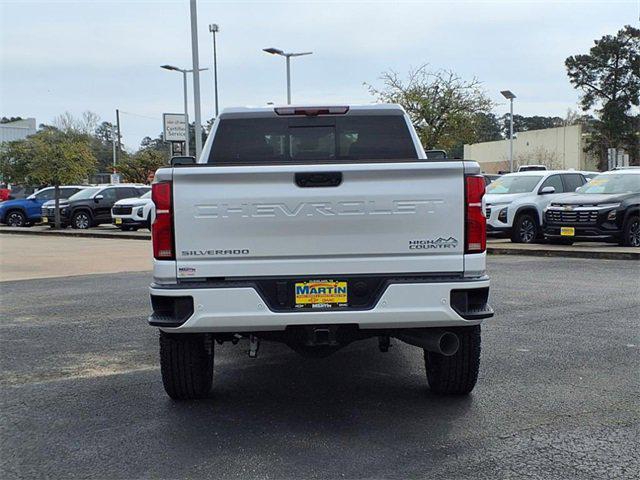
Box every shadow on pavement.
[146,340,477,477]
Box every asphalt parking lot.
[1,250,639,479]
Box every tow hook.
[300,326,339,346]
[248,335,260,358]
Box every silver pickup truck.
[149,104,493,400]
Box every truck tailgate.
[172,161,465,278]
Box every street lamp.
[263,47,313,104]
[501,90,516,172]
[209,23,220,118]
[189,0,203,158]
[161,64,208,157]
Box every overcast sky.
[1,0,638,150]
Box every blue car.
[0,186,86,227]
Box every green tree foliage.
[91,121,121,172]
[566,25,640,167]
[117,148,167,184]
[139,133,170,157]
[0,140,31,184]
[54,113,123,172]
[0,129,97,227]
[365,65,495,157]
[1,116,24,124]
[473,113,503,142]
[39,113,119,173]
[500,114,565,136]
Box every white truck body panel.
[171,161,466,279]
[149,278,488,332]
[150,104,491,333]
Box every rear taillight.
[152,181,174,260]
[465,175,486,254]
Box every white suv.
[111,190,154,231]
[485,170,588,243]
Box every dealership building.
[0,118,37,144]
[464,124,598,173]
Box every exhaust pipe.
[395,329,459,356]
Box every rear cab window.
[207,111,419,165]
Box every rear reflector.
[152,181,174,260]
[465,175,486,254]
[274,106,349,116]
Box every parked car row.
[485,168,640,247]
[0,183,155,231]
[2,169,638,247]
[0,186,86,227]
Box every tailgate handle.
[295,172,342,188]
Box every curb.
[1,228,637,260]
[487,246,639,261]
[0,228,149,241]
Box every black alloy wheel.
[72,211,91,229]
[6,210,26,227]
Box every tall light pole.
[501,90,516,172]
[263,48,313,104]
[111,124,117,170]
[209,23,220,118]
[161,65,208,157]
[189,0,203,158]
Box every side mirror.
[170,156,196,166]
[94,194,104,202]
[539,186,556,195]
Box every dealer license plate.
[560,227,575,236]
[295,280,348,309]
[41,217,48,223]
[115,218,122,225]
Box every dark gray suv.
[42,184,149,229]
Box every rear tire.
[621,216,639,247]
[511,213,539,243]
[159,332,214,400]
[424,325,481,395]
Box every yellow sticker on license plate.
[560,227,575,236]
[115,218,122,224]
[41,217,48,223]
[295,280,347,306]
